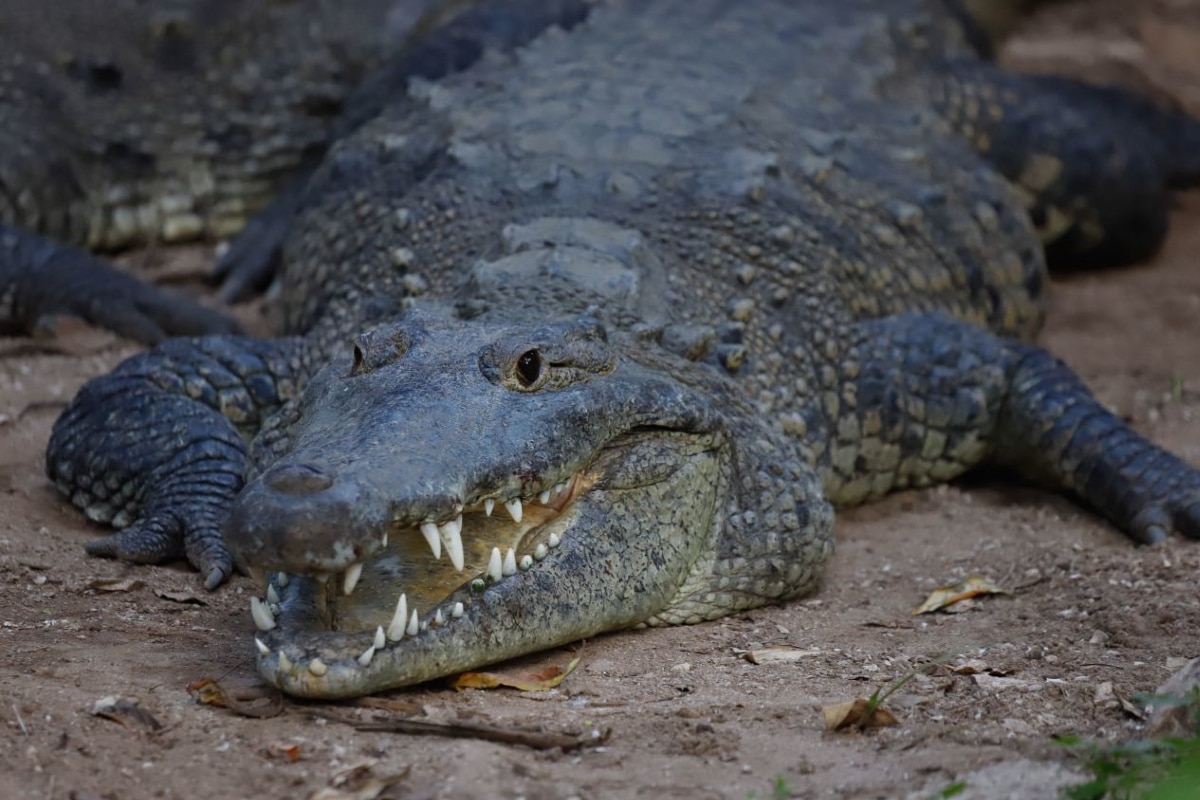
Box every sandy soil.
[2,3,1199,799]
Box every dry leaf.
[448,656,580,691]
[91,696,163,733]
[739,644,822,664]
[1148,656,1200,736]
[912,575,1009,614]
[307,769,410,800]
[821,698,899,731]
[156,590,206,605]
[187,678,285,719]
[264,741,304,762]
[87,578,144,593]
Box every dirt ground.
[3,3,1200,799]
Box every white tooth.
[357,644,375,667]
[484,498,495,516]
[453,502,464,515]
[387,593,408,641]
[381,531,389,548]
[439,516,465,572]
[406,609,419,637]
[278,652,292,672]
[554,482,567,496]
[434,608,444,626]
[548,532,561,548]
[250,597,276,631]
[266,584,280,605]
[452,601,464,618]
[538,489,551,504]
[374,625,386,650]
[275,572,290,588]
[343,562,364,595]
[488,547,503,582]
[254,637,270,657]
[420,521,442,559]
[519,554,533,571]
[534,543,548,561]
[308,658,327,677]
[420,621,429,632]
[504,497,523,522]
[502,548,517,577]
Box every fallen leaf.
[738,644,822,664]
[87,578,144,593]
[912,575,1010,614]
[264,741,304,762]
[308,768,410,800]
[187,678,285,719]
[821,698,899,731]
[91,696,163,733]
[155,590,206,605]
[448,656,580,691]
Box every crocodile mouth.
[246,470,593,671]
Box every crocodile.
[45,0,1200,698]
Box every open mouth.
[246,470,592,672]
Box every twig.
[13,703,29,736]
[311,710,607,751]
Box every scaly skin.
[46,0,1200,697]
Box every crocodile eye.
[516,349,542,387]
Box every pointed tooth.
[381,531,388,548]
[250,596,276,631]
[357,644,375,668]
[534,543,549,561]
[453,502,464,515]
[504,497,523,523]
[488,547,503,582]
[308,658,328,677]
[406,608,419,637]
[452,601,464,618]
[548,532,561,548]
[484,498,495,516]
[434,608,444,626]
[254,636,270,657]
[278,651,292,672]
[276,572,290,588]
[343,562,364,595]
[266,584,280,605]
[374,625,386,651]
[387,594,408,641]
[519,554,533,571]
[554,482,567,496]
[502,548,517,577]
[439,516,465,572]
[538,489,551,504]
[420,521,442,559]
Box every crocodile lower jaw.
[245,471,591,672]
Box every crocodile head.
[224,309,733,697]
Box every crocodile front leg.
[820,312,1200,542]
[46,335,306,588]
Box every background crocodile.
[44,0,1200,698]
[0,0,589,341]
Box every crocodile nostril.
[264,463,335,495]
